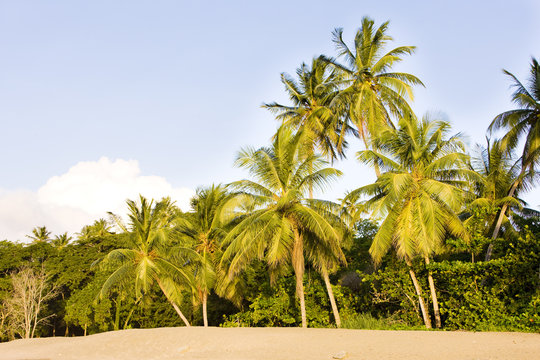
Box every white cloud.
[0,157,194,242]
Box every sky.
[0,0,539,242]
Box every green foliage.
[341,312,419,330]
[360,260,425,326]
[221,271,350,328]
[1,25,539,339]
[428,223,540,332]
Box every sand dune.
[0,327,538,360]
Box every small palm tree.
[77,218,114,241]
[97,196,194,327]
[487,58,540,255]
[222,126,345,328]
[322,17,423,153]
[26,226,51,243]
[52,232,72,250]
[174,184,241,327]
[467,139,535,260]
[346,114,473,328]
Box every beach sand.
[0,327,538,360]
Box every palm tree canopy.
[26,226,51,243]
[469,139,532,210]
[174,185,244,302]
[489,58,540,171]
[52,232,72,249]
[322,17,424,143]
[346,115,473,263]
[467,138,539,239]
[98,196,194,301]
[263,57,355,160]
[222,126,345,276]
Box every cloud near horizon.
[0,157,194,242]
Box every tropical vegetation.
[0,17,539,340]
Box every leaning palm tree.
[467,139,535,260]
[487,58,540,258]
[346,114,472,328]
[222,126,345,328]
[174,184,242,327]
[322,17,423,174]
[97,196,194,327]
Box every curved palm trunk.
[405,258,431,329]
[123,305,137,329]
[321,266,341,328]
[156,279,191,327]
[292,225,307,328]
[485,178,520,261]
[202,292,208,327]
[424,256,441,328]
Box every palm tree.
[222,126,345,328]
[467,139,535,260]
[263,57,354,162]
[97,196,193,327]
[322,17,423,174]
[264,58,353,327]
[52,232,72,250]
[304,224,348,328]
[26,226,51,243]
[174,184,241,327]
[77,218,114,241]
[346,114,472,328]
[487,58,540,258]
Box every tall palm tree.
[174,184,241,327]
[97,196,193,327]
[222,126,345,328]
[263,57,353,162]
[26,226,51,243]
[263,58,353,327]
[487,58,540,258]
[346,114,472,328]
[322,17,423,174]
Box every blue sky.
[0,0,539,240]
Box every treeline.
[1,17,539,340]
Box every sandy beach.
[0,327,538,360]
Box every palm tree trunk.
[424,256,441,328]
[171,302,191,327]
[321,266,341,328]
[405,258,431,328]
[113,298,121,331]
[373,162,381,178]
[202,292,208,327]
[123,305,136,329]
[485,178,520,261]
[156,279,191,327]
[307,144,340,327]
[292,225,307,328]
